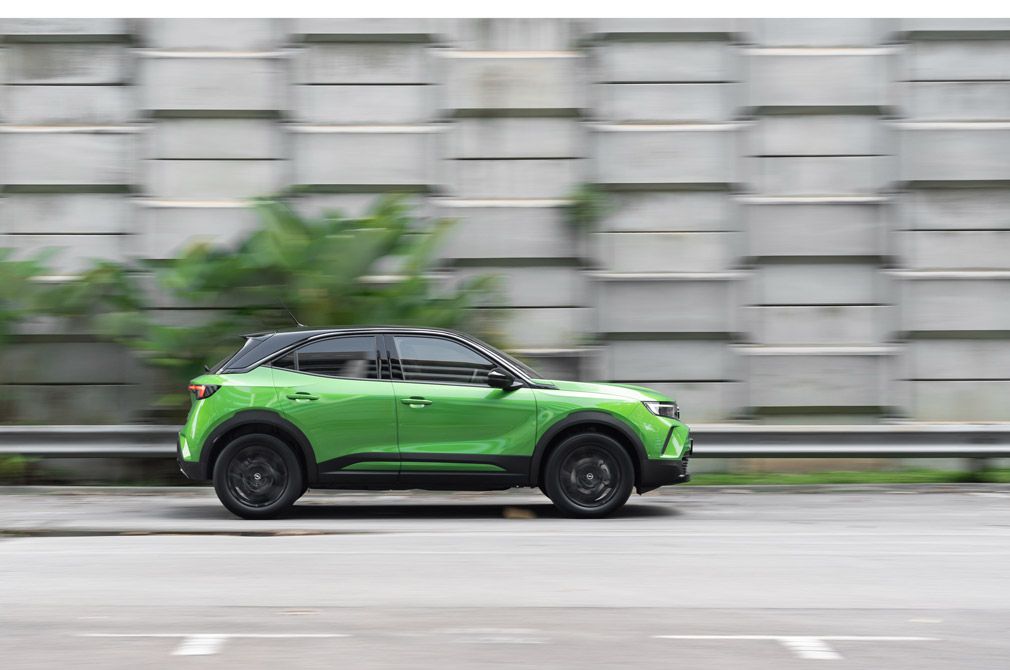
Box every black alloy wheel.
[213,434,304,519]
[543,432,634,518]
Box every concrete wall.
[1,18,1009,423]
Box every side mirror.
[486,367,520,391]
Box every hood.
[534,379,672,402]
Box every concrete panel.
[0,194,131,234]
[136,205,261,258]
[6,44,129,85]
[907,381,1010,421]
[752,156,889,196]
[749,305,890,345]
[297,44,430,84]
[1,18,132,38]
[1,343,135,384]
[753,263,884,305]
[901,230,1010,270]
[588,18,738,36]
[140,57,283,113]
[748,351,891,408]
[444,54,583,112]
[904,82,1010,121]
[908,41,1010,81]
[446,18,576,50]
[902,18,1010,34]
[146,160,286,200]
[749,19,892,46]
[595,127,736,186]
[597,231,736,273]
[294,194,431,219]
[438,205,576,260]
[602,192,734,232]
[149,120,283,159]
[1,131,135,187]
[747,203,884,257]
[0,233,125,271]
[0,385,137,424]
[598,279,739,334]
[448,119,582,159]
[292,85,432,124]
[292,19,439,41]
[750,115,886,156]
[641,381,743,422]
[141,18,281,50]
[595,42,733,83]
[602,340,737,381]
[595,83,736,123]
[449,159,581,198]
[900,127,1010,183]
[498,307,590,349]
[904,189,1010,230]
[3,85,134,124]
[900,277,1010,331]
[455,266,585,307]
[905,340,1010,380]
[748,52,890,108]
[293,130,432,188]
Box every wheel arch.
[199,410,318,484]
[530,410,647,488]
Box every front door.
[387,334,537,485]
[271,334,398,484]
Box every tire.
[542,432,634,518]
[212,433,304,519]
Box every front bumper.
[638,437,692,494]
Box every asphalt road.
[1,485,1009,669]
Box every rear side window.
[271,336,379,380]
[393,336,494,385]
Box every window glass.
[285,336,378,380]
[394,336,494,385]
[272,352,296,370]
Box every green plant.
[564,184,610,232]
[63,195,498,414]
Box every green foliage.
[564,184,610,232]
[50,195,498,413]
[0,248,57,346]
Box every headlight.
[643,401,679,419]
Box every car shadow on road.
[168,501,679,521]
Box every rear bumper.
[638,438,692,494]
[176,433,206,481]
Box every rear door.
[270,335,398,483]
[387,334,537,484]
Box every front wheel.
[542,433,634,518]
[213,434,304,519]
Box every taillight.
[188,384,220,400]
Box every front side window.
[393,336,494,385]
[273,336,379,380]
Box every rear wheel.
[543,432,634,518]
[213,434,304,519]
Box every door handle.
[286,392,319,401]
[400,397,432,407]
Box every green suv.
[178,327,692,518]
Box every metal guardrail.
[1,424,1010,459]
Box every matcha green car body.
[178,327,692,518]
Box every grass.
[687,468,1010,486]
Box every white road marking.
[78,633,348,657]
[654,635,938,662]
[173,634,226,656]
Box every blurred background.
[0,17,1008,433]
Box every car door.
[270,335,398,484]
[387,334,538,484]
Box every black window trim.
[265,334,384,383]
[386,333,523,389]
[249,327,539,388]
